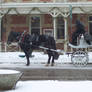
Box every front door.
[31,16,40,35]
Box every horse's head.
[7,31,20,45]
[29,34,40,46]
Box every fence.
[0,42,20,52]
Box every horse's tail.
[47,36,59,60]
[54,52,59,60]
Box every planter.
[0,69,23,90]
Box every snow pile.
[0,69,20,74]
[6,81,92,92]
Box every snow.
[5,81,92,92]
[0,51,92,66]
[0,51,92,92]
[0,51,92,64]
[0,52,72,66]
[0,69,20,74]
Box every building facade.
[0,0,92,51]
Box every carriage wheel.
[71,50,89,66]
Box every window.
[89,16,92,35]
[57,16,64,39]
[31,16,40,35]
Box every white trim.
[1,2,92,15]
[1,2,92,8]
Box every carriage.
[68,34,92,66]
[7,30,92,67]
[7,18,92,66]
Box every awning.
[0,2,92,15]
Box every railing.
[0,42,20,52]
[2,0,89,3]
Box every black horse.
[7,31,59,66]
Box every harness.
[19,30,26,43]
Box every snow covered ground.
[5,81,92,92]
[0,51,92,65]
[0,51,92,92]
[0,51,71,65]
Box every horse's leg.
[25,52,30,66]
[51,55,55,66]
[29,49,34,57]
[46,54,51,66]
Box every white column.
[53,17,57,40]
[64,17,68,52]
[0,15,2,51]
[49,8,60,40]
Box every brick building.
[0,0,92,51]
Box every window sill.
[56,39,65,43]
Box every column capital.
[50,11,60,18]
[61,12,70,18]
[49,7,60,18]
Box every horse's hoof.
[45,64,49,66]
[26,64,30,66]
[51,63,54,66]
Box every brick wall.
[1,15,29,41]
[11,15,27,24]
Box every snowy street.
[0,52,92,92]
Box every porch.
[0,2,92,52]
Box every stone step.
[1,64,92,80]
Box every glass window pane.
[89,16,92,21]
[57,17,64,39]
[31,16,40,35]
[89,22,92,35]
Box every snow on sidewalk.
[0,51,92,65]
[0,52,71,65]
[6,80,92,92]
[0,52,92,92]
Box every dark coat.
[71,20,85,45]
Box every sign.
[43,29,53,37]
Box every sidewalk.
[0,63,92,80]
[0,52,92,80]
